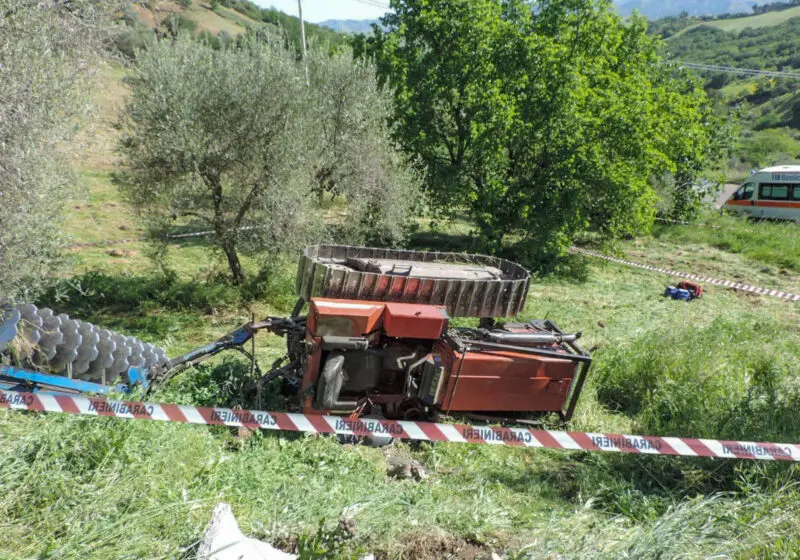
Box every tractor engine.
[300,299,589,421]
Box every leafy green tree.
[367,0,722,261]
[0,0,109,298]
[117,36,314,284]
[306,47,423,245]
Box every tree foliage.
[117,36,421,284]
[366,0,723,262]
[117,36,313,284]
[306,48,423,245]
[0,0,107,298]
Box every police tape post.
[1,389,798,461]
[569,247,800,302]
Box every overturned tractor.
[1,245,590,422]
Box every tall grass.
[520,484,800,558]
[4,219,800,557]
[653,213,800,272]
[593,315,800,442]
[0,407,607,559]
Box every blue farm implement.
[1,246,591,423]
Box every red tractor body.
[300,297,588,422]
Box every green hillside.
[656,6,800,177]
[122,0,345,53]
[703,4,800,29]
[215,0,346,50]
[665,4,800,36]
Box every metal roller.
[0,304,168,384]
[36,309,64,362]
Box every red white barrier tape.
[570,247,800,302]
[1,389,798,461]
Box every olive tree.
[0,0,106,298]
[117,35,314,284]
[306,47,423,246]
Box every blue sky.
[253,0,389,23]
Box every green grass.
[704,7,800,31]
[214,4,259,28]
[184,2,248,36]
[651,213,800,275]
[669,6,800,37]
[4,217,800,556]
[718,80,756,102]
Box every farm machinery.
[0,246,591,423]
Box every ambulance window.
[793,185,800,200]
[759,183,789,200]
[735,183,755,200]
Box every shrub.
[113,26,155,59]
[160,14,198,38]
[38,272,244,315]
[754,113,782,131]
[0,1,108,299]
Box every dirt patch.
[131,5,156,27]
[270,531,492,560]
[107,249,138,258]
[401,533,489,560]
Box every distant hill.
[318,1,793,32]
[658,3,800,172]
[615,0,759,18]
[319,19,380,34]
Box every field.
[703,6,800,31]
[184,2,248,35]
[668,5,800,37]
[3,59,800,559]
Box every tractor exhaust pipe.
[485,331,581,345]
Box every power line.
[678,62,800,80]
[349,0,390,8]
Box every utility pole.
[298,0,309,84]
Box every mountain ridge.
[319,0,788,31]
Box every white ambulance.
[723,165,800,220]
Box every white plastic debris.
[198,503,374,560]
[198,503,296,560]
